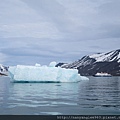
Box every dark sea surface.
[0,76,120,115]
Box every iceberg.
[8,62,89,83]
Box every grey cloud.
[98,0,120,19]
[99,24,120,39]
[21,0,71,33]
[0,0,120,65]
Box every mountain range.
[56,49,120,76]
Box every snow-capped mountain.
[56,49,120,76]
[0,64,8,76]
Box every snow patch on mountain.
[118,52,120,62]
[0,64,8,72]
[89,50,120,62]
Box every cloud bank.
[0,0,120,65]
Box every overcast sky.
[0,0,120,66]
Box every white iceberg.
[8,62,89,83]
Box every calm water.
[0,76,120,115]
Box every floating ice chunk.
[49,61,57,67]
[35,63,41,67]
[8,62,89,83]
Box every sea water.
[0,76,120,115]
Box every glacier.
[8,62,89,83]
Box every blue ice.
[8,62,89,83]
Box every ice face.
[8,62,89,83]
